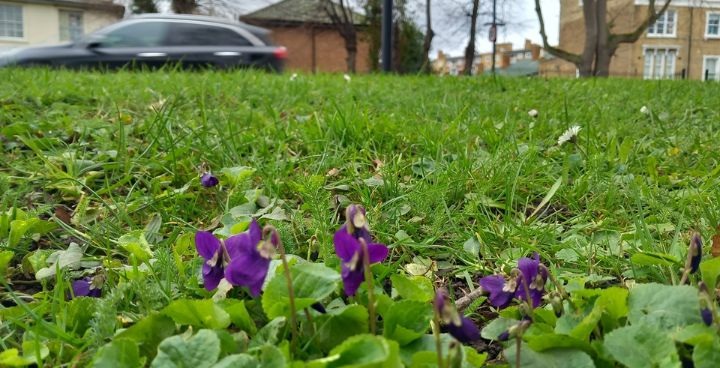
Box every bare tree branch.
[610,0,672,45]
[533,0,582,65]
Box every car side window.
[99,21,168,48]
[163,23,252,47]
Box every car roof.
[129,13,270,36]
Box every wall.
[0,1,121,49]
[268,24,371,73]
[547,0,720,80]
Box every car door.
[77,21,170,70]
[161,22,254,69]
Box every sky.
[123,0,561,58]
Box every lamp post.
[484,0,505,74]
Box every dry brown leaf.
[712,225,720,257]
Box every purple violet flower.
[689,233,702,274]
[196,230,235,291]
[69,277,102,299]
[434,289,480,343]
[224,220,273,297]
[478,275,516,309]
[701,308,713,326]
[200,172,219,188]
[515,253,548,308]
[333,205,388,296]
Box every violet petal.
[195,231,220,260]
[447,316,480,343]
[367,242,389,264]
[333,227,361,262]
[202,262,224,291]
[479,275,514,309]
[341,264,365,296]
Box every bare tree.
[172,0,199,14]
[420,0,434,73]
[132,0,158,13]
[462,0,480,75]
[535,0,672,77]
[323,0,359,73]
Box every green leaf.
[314,304,368,352]
[259,345,286,368]
[595,287,628,321]
[463,347,488,367]
[481,318,518,341]
[324,334,402,368]
[249,317,286,349]
[213,354,258,368]
[118,230,153,263]
[568,298,604,341]
[0,250,14,281]
[383,300,433,346]
[219,300,257,334]
[390,274,434,302]
[525,334,595,356]
[462,237,481,257]
[673,324,716,345]
[19,340,49,365]
[0,349,33,367]
[409,351,438,368]
[627,283,701,329]
[34,243,83,280]
[221,166,255,187]
[693,337,720,368]
[115,314,177,359]
[603,323,680,368]
[8,218,40,248]
[262,263,340,319]
[151,329,221,368]
[92,339,141,368]
[504,346,595,368]
[700,257,720,289]
[65,296,98,337]
[162,299,231,329]
[630,252,680,267]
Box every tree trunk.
[346,37,357,73]
[578,0,598,76]
[594,0,612,76]
[463,0,480,76]
[366,0,381,71]
[420,0,434,73]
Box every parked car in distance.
[0,14,287,71]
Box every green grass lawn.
[1,69,719,366]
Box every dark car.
[0,14,287,71]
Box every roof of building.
[11,0,124,15]
[242,0,364,26]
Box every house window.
[706,13,720,37]
[648,9,676,37]
[59,10,83,42]
[703,56,720,81]
[0,4,23,38]
[643,48,677,79]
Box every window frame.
[59,9,84,42]
[642,46,678,80]
[702,55,720,81]
[0,3,24,40]
[162,22,252,47]
[705,12,720,39]
[647,9,677,38]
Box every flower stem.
[270,226,299,354]
[360,239,376,334]
[432,314,445,368]
[515,335,522,368]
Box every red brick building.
[242,0,371,73]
